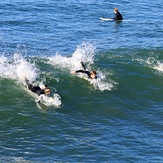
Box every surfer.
[100,8,123,21]
[71,61,97,79]
[112,8,123,21]
[25,77,51,96]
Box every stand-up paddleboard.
[100,17,113,21]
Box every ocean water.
[0,0,163,162]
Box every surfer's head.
[44,88,51,95]
[114,8,118,13]
[90,70,97,79]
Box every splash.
[72,42,96,64]
[38,93,61,107]
[0,53,61,107]
[14,54,39,83]
[145,57,163,74]
[89,74,116,91]
[48,42,96,71]
[0,53,38,82]
[133,55,163,75]
[48,42,115,91]
[153,61,163,73]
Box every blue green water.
[0,0,163,162]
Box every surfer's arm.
[112,16,117,20]
[71,70,91,78]
[75,70,91,77]
[37,94,44,104]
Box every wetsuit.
[113,12,123,21]
[75,61,97,79]
[25,78,44,96]
[76,70,93,79]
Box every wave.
[47,42,116,91]
[132,52,163,76]
[0,53,61,108]
[1,43,162,108]
[0,53,38,82]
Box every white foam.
[14,54,39,83]
[48,42,115,91]
[48,42,96,71]
[0,53,38,82]
[0,53,61,107]
[133,55,163,73]
[92,73,116,91]
[39,93,61,107]
[144,57,163,73]
[153,61,163,72]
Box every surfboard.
[39,94,55,104]
[100,17,113,21]
[77,74,99,87]
[39,93,61,107]
[23,84,61,108]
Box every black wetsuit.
[76,70,93,79]
[25,78,44,96]
[113,12,123,21]
[75,61,97,79]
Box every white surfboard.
[38,93,61,107]
[76,74,99,87]
[100,17,113,21]
[23,84,61,108]
[75,73,114,91]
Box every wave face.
[0,0,163,162]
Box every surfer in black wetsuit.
[71,61,97,79]
[112,8,123,21]
[25,78,51,96]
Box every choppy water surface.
[0,0,163,162]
